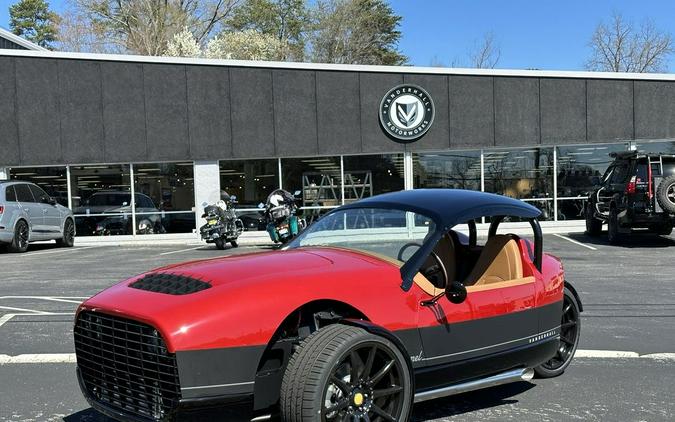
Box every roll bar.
[488,217,543,272]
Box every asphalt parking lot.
[1,233,674,421]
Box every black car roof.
[338,189,541,229]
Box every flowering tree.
[205,29,287,60]
[165,28,202,57]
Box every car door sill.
[413,367,534,403]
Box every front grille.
[74,311,181,420]
[129,273,211,295]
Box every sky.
[3,0,675,71]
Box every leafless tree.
[469,32,500,69]
[63,0,240,55]
[586,12,673,73]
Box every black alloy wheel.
[534,287,581,378]
[9,220,29,253]
[57,219,75,247]
[281,324,412,422]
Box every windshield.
[287,207,436,265]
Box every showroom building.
[1,47,675,237]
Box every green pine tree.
[9,0,59,49]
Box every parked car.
[586,151,675,243]
[74,191,165,235]
[0,180,74,252]
[73,189,581,421]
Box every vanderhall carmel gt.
[74,189,582,422]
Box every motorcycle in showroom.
[199,193,244,249]
[260,189,306,244]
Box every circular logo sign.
[379,84,435,143]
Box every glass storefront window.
[342,154,404,202]
[70,164,132,236]
[556,142,629,220]
[413,151,481,190]
[282,156,342,207]
[9,166,68,206]
[634,139,675,155]
[484,148,554,200]
[133,162,195,234]
[220,159,277,231]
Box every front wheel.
[585,203,602,236]
[56,219,75,247]
[534,287,581,378]
[607,206,621,244]
[280,324,413,422]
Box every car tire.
[230,240,238,248]
[56,219,75,248]
[607,206,621,244]
[8,220,29,253]
[534,287,581,378]
[585,203,602,236]
[280,324,413,422]
[214,238,226,250]
[656,175,675,214]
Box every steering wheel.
[397,242,449,289]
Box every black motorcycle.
[261,189,306,244]
[199,194,244,249]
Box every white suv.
[0,180,75,252]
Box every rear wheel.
[280,324,413,422]
[535,287,581,378]
[607,206,621,244]
[8,220,29,253]
[214,238,226,250]
[585,203,602,236]
[56,219,75,247]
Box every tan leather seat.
[421,232,457,288]
[463,235,523,286]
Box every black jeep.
[586,151,675,243]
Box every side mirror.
[47,197,57,205]
[445,281,467,304]
[230,195,237,201]
[257,202,265,209]
[202,201,208,207]
[294,190,301,196]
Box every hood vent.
[129,273,211,295]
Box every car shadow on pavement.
[63,408,111,421]
[412,381,536,421]
[566,232,675,248]
[64,382,536,421]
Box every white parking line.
[0,306,50,314]
[553,234,598,250]
[574,349,639,358]
[0,313,15,328]
[0,296,86,304]
[159,246,204,255]
[0,353,76,364]
[18,246,97,257]
[0,349,673,365]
